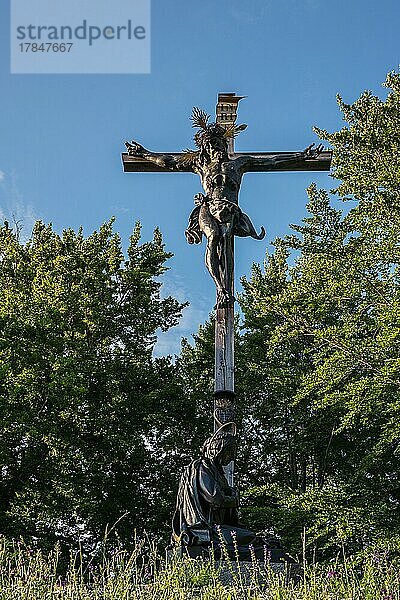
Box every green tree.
[0,219,193,550]
[237,71,400,558]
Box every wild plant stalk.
[0,536,400,599]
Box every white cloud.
[110,204,130,215]
[0,171,5,182]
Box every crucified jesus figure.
[126,108,322,307]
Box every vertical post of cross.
[214,93,244,486]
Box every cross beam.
[122,151,331,173]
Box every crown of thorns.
[177,108,247,166]
[191,107,246,146]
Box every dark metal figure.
[126,109,322,307]
[171,423,286,561]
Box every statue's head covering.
[190,108,247,150]
[177,107,247,167]
[201,422,237,462]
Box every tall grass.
[0,536,399,599]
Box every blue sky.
[1,0,399,354]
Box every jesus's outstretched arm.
[125,140,188,171]
[234,143,325,173]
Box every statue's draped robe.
[172,456,286,560]
[172,457,237,545]
[185,198,265,246]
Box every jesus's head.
[194,123,229,159]
[190,107,247,163]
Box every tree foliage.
[237,71,400,557]
[0,219,199,550]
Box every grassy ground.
[0,537,399,599]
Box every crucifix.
[122,94,331,492]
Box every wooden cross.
[123,93,331,174]
[122,93,331,486]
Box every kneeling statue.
[172,423,288,561]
